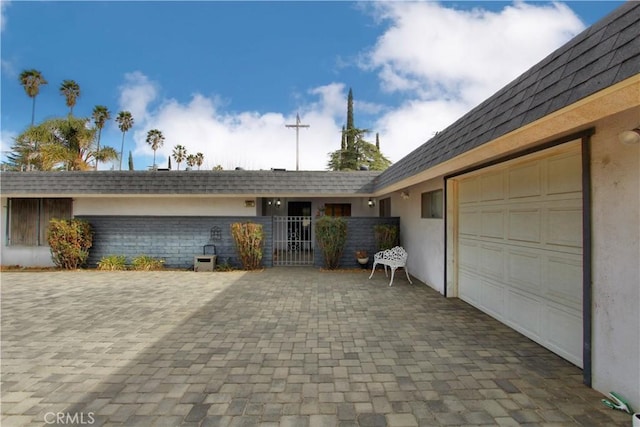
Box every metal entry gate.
[273,216,313,266]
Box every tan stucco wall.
[589,108,640,409]
[73,197,257,216]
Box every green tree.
[195,152,204,170]
[186,154,196,169]
[115,111,134,170]
[328,128,391,171]
[128,150,134,170]
[59,80,81,116]
[19,69,48,126]
[327,88,391,171]
[8,116,118,171]
[172,144,187,170]
[146,129,164,169]
[92,105,111,170]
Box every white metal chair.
[368,246,413,286]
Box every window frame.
[421,189,443,219]
[324,203,352,217]
[8,198,73,246]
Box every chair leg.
[389,267,396,286]
[404,267,413,284]
[368,262,377,280]
[384,265,389,277]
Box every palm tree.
[92,105,111,170]
[186,154,196,170]
[115,111,134,170]
[146,129,164,169]
[172,144,187,170]
[59,80,81,115]
[19,69,48,126]
[9,116,118,171]
[195,152,204,170]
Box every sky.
[0,1,625,171]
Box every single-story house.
[1,2,638,410]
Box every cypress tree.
[128,151,134,170]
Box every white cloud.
[117,71,158,127]
[365,1,583,103]
[119,77,345,171]
[116,2,586,170]
[366,1,585,158]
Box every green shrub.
[315,216,347,269]
[374,224,399,251]
[46,218,93,269]
[131,255,165,271]
[97,255,127,271]
[231,222,264,270]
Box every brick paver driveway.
[1,268,631,426]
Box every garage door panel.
[481,172,504,201]
[509,163,542,199]
[543,304,583,367]
[481,209,505,239]
[505,289,542,340]
[547,207,583,248]
[480,244,505,281]
[459,271,480,305]
[459,210,479,236]
[459,240,478,271]
[546,255,583,310]
[459,179,479,204]
[547,152,582,195]
[456,143,583,367]
[508,208,542,243]
[480,280,505,319]
[507,250,542,293]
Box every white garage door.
[456,142,583,367]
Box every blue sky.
[0,1,624,171]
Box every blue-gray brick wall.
[79,215,399,270]
[78,216,273,269]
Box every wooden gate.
[273,216,313,266]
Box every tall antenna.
[285,113,310,171]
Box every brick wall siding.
[79,215,399,270]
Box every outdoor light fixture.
[400,191,410,200]
[618,127,640,145]
[276,198,281,207]
[368,198,375,207]
[267,200,273,206]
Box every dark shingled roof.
[374,2,640,191]
[0,170,381,196]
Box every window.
[421,190,443,219]
[8,198,72,246]
[379,198,391,217]
[324,203,351,217]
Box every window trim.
[421,189,443,219]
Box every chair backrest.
[375,246,408,263]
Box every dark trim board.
[443,128,594,386]
[581,135,593,387]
